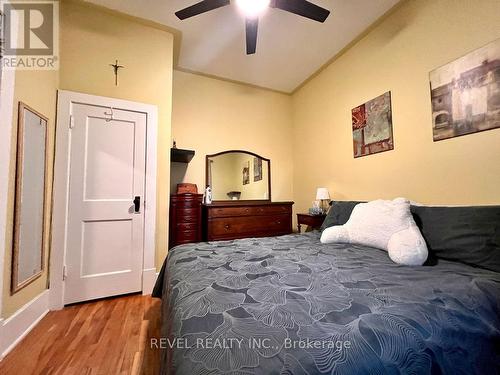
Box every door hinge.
[62,265,68,281]
[69,115,74,129]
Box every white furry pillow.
[320,198,428,266]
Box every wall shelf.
[171,148,195,163]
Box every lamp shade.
[316,187,330,200]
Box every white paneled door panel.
[64,103,146,304]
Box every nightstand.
[297,213,326,233]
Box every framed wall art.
[430,38,500,141]
[352,91,394,158]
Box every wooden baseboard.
[0,290,50,360]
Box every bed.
[153,204,500,374]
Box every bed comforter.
[153,232,500,374]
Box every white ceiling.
[84,0,401,93]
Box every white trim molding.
[142,268,158,295]
[0,290,50,360]
[50,90,158,310]
[0,10,18,318]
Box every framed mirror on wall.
[11,102,49,294]
[206,150,271,202]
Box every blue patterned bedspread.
[155,233,500,375]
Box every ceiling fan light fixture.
[236,0,270,18]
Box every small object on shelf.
[204,186,213,204]
[177,183,198,194]
[227,191,241,200]
[171,148,195,163]
[309,207,323,215]
[309,201,322,215]
[297,213,326,233]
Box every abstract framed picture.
[242,161,250,185]
[430,38,500,141]
[253,157,262,182]
[352,91,394,158]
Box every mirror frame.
[11,102,49,294]
[206,150,271,203]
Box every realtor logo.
[1,0,59,69]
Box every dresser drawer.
[176,207,199,217]
[176,229,198,242]
[172,199,202,209]
[176,214,199,224]
[176,222,198,231]
[207,205,291,218]
[208,214,290,238]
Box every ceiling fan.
[175,0,331,55]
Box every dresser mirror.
[11,103,49,294]
[206,151,271,202]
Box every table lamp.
[316,188,330,214]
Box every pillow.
[320,201,364,231]
[321,198,428,266]
[410,205,500,272]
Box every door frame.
[50,90,158,310]
[0,46,17,318]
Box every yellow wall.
[292,0,500,216]
[171,70,293,202]
[59,0,174,269]
[2,71,58,318]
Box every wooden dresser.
[203,201,294,241]
[169,194,203,249]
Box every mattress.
[153,232,500,374]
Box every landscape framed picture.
[430,38,500,141]
[352,91,394,158]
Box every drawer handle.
[224,224,230,230]
[276,221,281,225]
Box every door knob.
[133,196,141,213]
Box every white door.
[64,103,146,304]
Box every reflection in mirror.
[207,151,270,201]
[11,103,48,294]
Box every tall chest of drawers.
[169,194,203,249]
[203,201,294,241]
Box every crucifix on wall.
[109,59,125,86]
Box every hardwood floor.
[0,294,161,375]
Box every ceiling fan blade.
[175,0,230,20]
[246,18,259,55]
[270,0,330,23]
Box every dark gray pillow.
[321,201,363,231]
[410,205,500,272]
